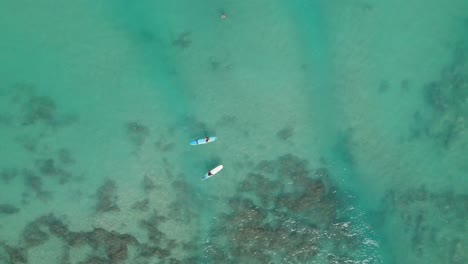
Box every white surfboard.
[201,165,223,181]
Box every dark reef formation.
[401,79,410,92]
[2,83,79,208]
[167,179,198,224]
[77,256,108,264]
[125,121,150,147]
[142,175,157,192]
[208,55,233,72]
[203,154,374,263]
[172,32,192,49]
[35,158,72,184]
[276,126,294,141]
[1,214,140,264]
[95,179,120,213]
[0,204,20,215]
[0,212,183,264]
[378,79,390,93]
[154,138,175,152]
[410,40,468,149]
[22,95,56,126]
[23,169,52,202]
[0,153,381,263]
[21,146,77,197]
[377,187,468,263]
[1,168,18,184]
[0,242,27,264]
[0,113,13,125]
[215,114,237,127]
[136,210,178,261]
[131,199,150,212]
[57,148,75,165]
[6,83,78,128]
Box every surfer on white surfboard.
[202,165,223,181]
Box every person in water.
[205,137,210,143]
[220,8,227,19]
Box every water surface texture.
[1,0,467,263]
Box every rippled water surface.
[1,1,467,263]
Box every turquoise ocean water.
[1,1,467,263]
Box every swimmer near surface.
[219,9,227,20]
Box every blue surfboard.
[190,136,217,146]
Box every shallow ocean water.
[0,0,467,263]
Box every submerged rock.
[22,95,56,126]
[139,210,167,245]
[21,220,49,247]
[1,168,18,184]
[276,126,294,140]
[380,187,468,262]
[131,199,150,211]
[126,121,150,146]
[78,256,108,264]
[0,243,27,264]
[142,175,157,192]
[23,170,52,202]
[95,179,119,213]
[0,204,20,215]
[172,32,192,49]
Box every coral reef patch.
[377,187,468,263]
[95,179,120,213]
[0,212,181,264]
[0,204,20,215]
[411,41,468,149]
[203,154,377,263]
[125,121,150,147]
